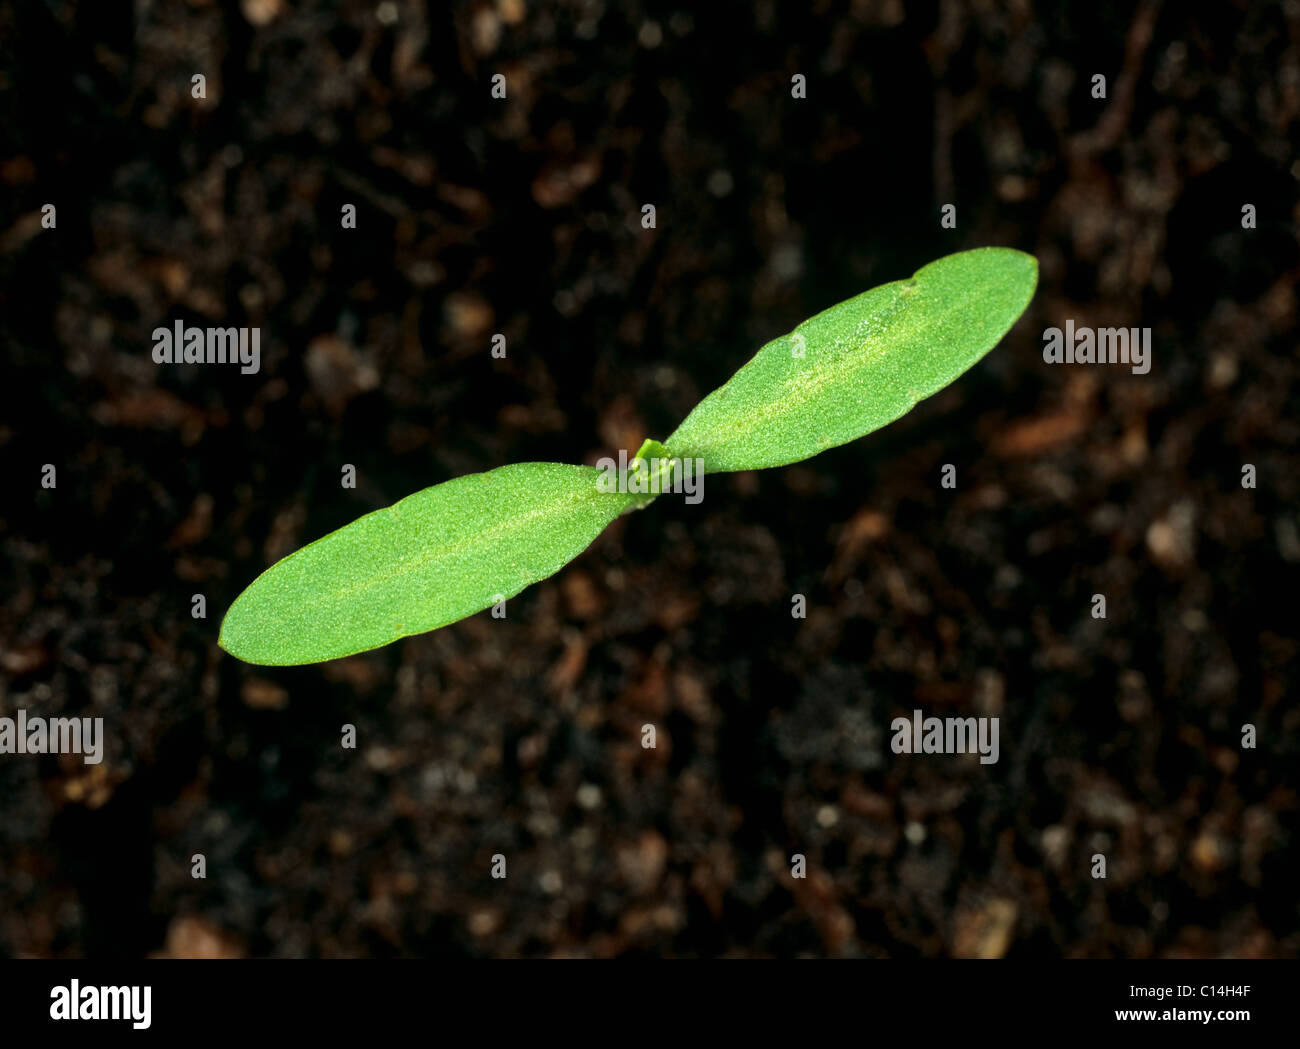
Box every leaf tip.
[216,595,258,664]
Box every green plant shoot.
[220,247,1037,665]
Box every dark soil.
[1,0,1298,957]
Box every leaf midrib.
[683,280,956,455]
[319,480,612,610]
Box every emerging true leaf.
[665,247,1037,472]
[219,463,640,666]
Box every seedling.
[220,247,1037,665]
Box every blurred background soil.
[1,0,1298,957]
